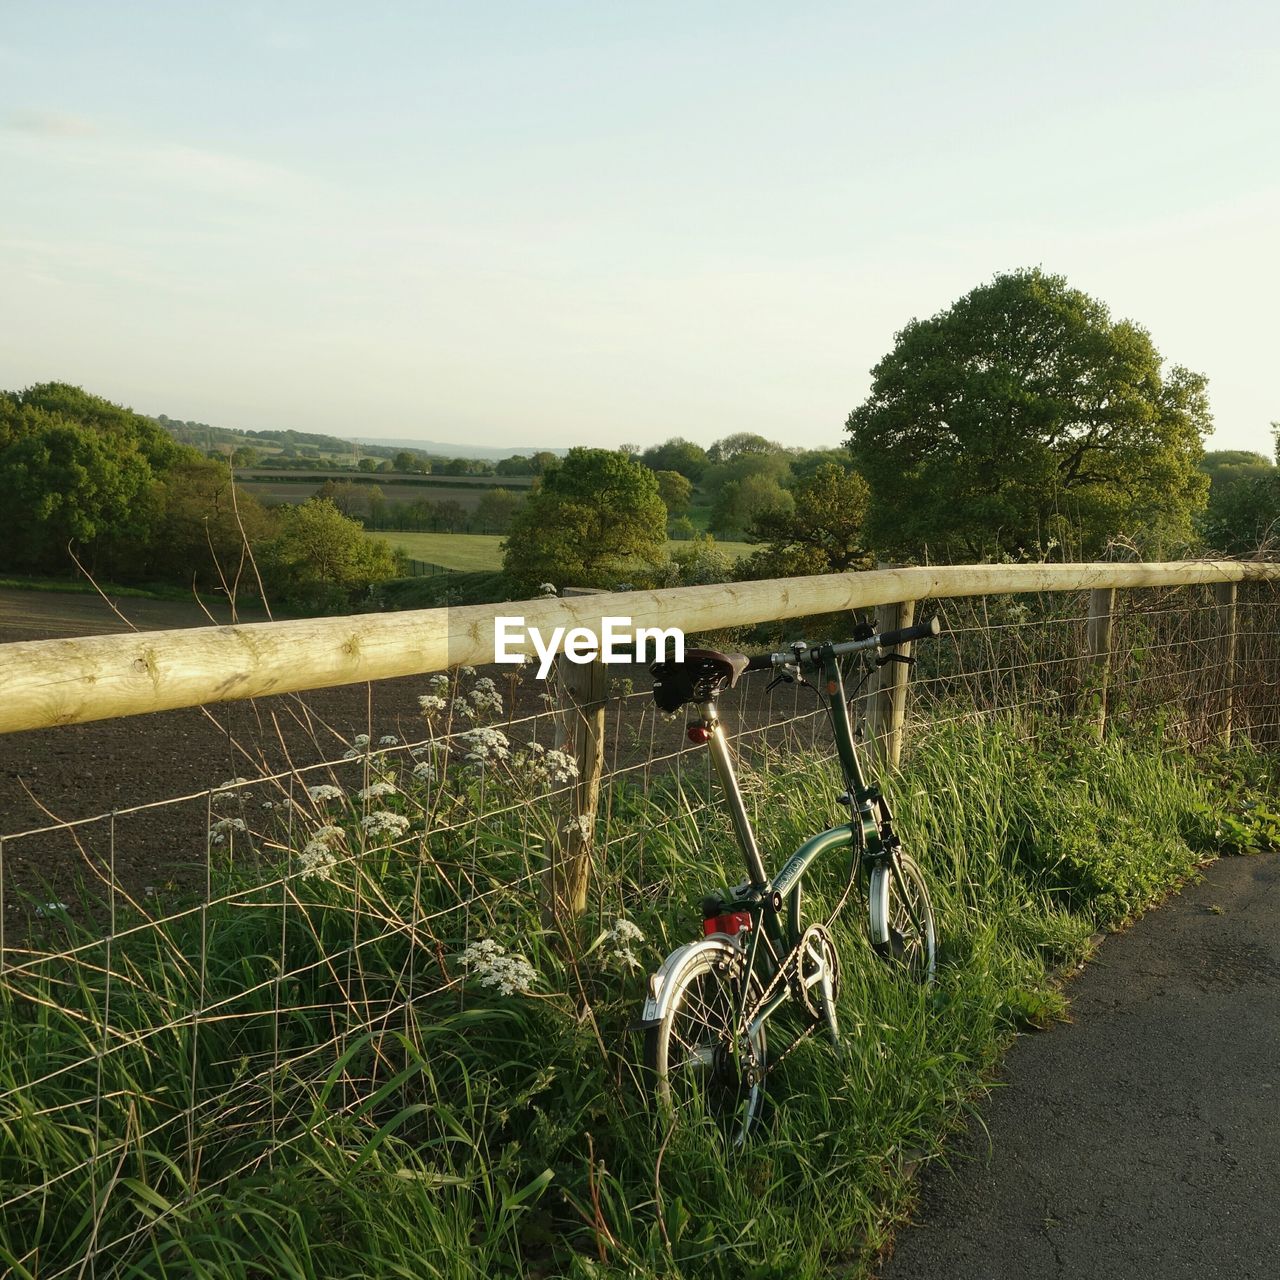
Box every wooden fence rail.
[0,561,1276,739]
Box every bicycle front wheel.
[868,852,937,985]
[644,940,766,1144]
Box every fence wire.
[0,579,1276,1274]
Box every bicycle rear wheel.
[644,940,766,1144]
[868,852,936,984]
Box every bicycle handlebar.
[754,615,942,671]
[874,615,942,649]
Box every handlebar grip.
[746,653,775,672]
[878,616,941,648]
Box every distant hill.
[352,436,568,461]
[151,415,564,464]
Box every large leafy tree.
[503,448,667,592]
[0,383,183,574]
[261,498,401,609]
[741,462,873,577]
[846,270,1211,560]
[640,437,709,481]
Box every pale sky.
[2,1,1276,456]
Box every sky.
[1,0,1277,456]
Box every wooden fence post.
[542,588,608,926]
[868,600,915,770]
[1211,581,1238,745]
[1086,587,1115,739]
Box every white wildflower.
[459,666,476,678]
[215,777,250,791]
[356,780,398,800]
[598,917,646,971]
[428,673,450,691]
[379,734,399,746]
[459,727,510,767]
[297,824,346,880]
[469,682,504,717]
[562,814,593,840]
[512,742,578,788]
[418,694,447,716]
[361,810,411,840]
[412,760,437,782]
[208,817,247,845]
[352,734,370,748]
[461,939,537,996]
[307,784,345,802]
[538,583,557,597]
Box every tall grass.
[1,713,1273,1278]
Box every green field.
[370,530,755,571]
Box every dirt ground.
[0,588,461,930]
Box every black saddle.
[650,648,750,713]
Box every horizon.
[2,1,1276,457]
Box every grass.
[1,704,1274,1277]
[368,531,756,572]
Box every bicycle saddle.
[650,648,750,712]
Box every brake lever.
[875,652,916,669]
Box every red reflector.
[702,911,752,936]
[687,724,713,744]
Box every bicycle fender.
[642,936,741,1025]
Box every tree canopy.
[846,269,1211,560]
[502,448,668,592]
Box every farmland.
[370,530,757,571]
[234,469,533,512]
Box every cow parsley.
[460,939,537,996]
[361,810,411,840]
[208,817,247,845]
[307,784,345,802]
[460,727,511,767]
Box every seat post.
[699,699,770,889]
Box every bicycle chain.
[724,925,833,1078]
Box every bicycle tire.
[644,939,767,1144]
[868,852,937,985]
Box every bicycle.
[640,615,942,1142]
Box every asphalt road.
[881,852,1280,1280]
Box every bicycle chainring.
[794,924,841,1022]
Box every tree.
[1198,447,1280,553]
[503,447,668,592]
[496,454,535,476]
[707,432,784,464]
[315,479,364,519]
[145,457,277,588]
[474,487,522,533]
[744,462,873,576]
[709,472,793,539]
[261,498,400,609]
[654,470,693,517]
[434,499,467,532]
[0,383,183,575]
[846,269,1211,560]
[641,437,708,481]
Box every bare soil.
[0,588,478,935]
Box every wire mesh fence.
[0,578,1276,1273]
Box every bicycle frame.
[696,643,893,960]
